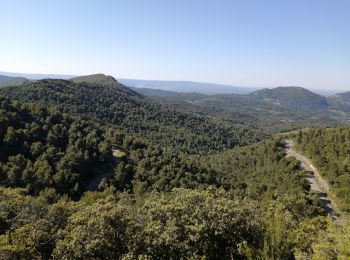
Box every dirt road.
[285,139,339,221]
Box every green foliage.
[135,188,261,259]
[0,76,342,258]
[294,127,350,211]
[53,188,263,259]
[53,194,135,259]
[141,86,348,133]
[105,138,318,198]
[311,219,350,259]
[203,139,310,201]
[0,96,112,197]
[0,77,265,155]
[0,187,79,259]
[0,187,329,259]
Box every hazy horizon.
[1,70,347,96]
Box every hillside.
[2,0,350,257]
[72,73,120,85]
[0,95,332,258]
[0,75,348,258]
[293,127,350,212]
[152,86,330,113]
[135,86,349,132]
[1,75,264,155]
[249,86,329,111]
[0,77,30,88]
[0,75,11,84]
[0,75,29,87]
[327,92,350,112]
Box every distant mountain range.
[0,71,349,133]
[132,84,350,132]
[118,79,258,95]
[0,71,258,94]
[0,71,347,96]
[131,83,343,112]
[0,71,75,80]
[3,71,345,122]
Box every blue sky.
[1,0,349,89]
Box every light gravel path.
[285,139,339,221]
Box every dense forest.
[0,75,349,258]
[0,76,264,155]
[0,96,112,198]
[293,127,350,212]
[204,139,310,200]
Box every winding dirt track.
[285,139,339,221]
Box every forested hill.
[249,86,329,111]
[0,75,29,88]
[0,75,11,83]
[186,86,330,116]
[0,75,265,155]
[71,74,137,94]
[136,86,349,132]
[327,91,350,112]
[134,86,330,112]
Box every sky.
[1,0,350,90]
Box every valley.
[132,84,350,133]
[0,73,350,258]
[2,1,350,258]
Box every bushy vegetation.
[0,187,331,259]
[0,96,112,198]
[294,127,350,211]
[105,136,325,204]
[205,139,313,200]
